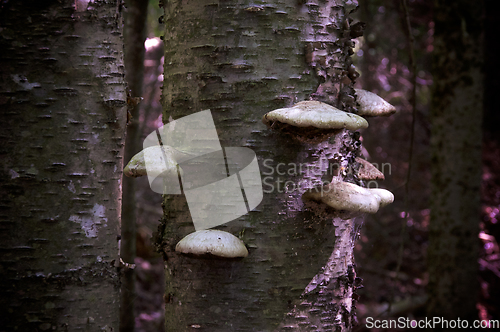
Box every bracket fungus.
[123,145,191,178]
[354,88,396,117]
[356,157,385,181]
[175,230,248,259]
[369,188,395,208]
[302,180,394,218]
[262,100,368,143]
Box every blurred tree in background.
[427,0,483,322]
[351,0,500,329]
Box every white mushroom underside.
[263,101,368,131]
[303,181,394,214]
[175,230,248,258]
[369,188,395,207]
[124,145,187,178]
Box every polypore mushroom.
[175,230,248,258]
[369,188,394,207]
[354,88,396,117]
[302,180,393,218]
[262,100,368,143]
[303,181,379,214]
[356,157,385,181]
[123,145,189,178]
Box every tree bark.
[121,0,148,330]
[157,1,362,331]
[427,0,483,321]
[0,0,126,330]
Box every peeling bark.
[0,0,127,330]
[158,1,362,331]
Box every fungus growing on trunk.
[175,230,248,259]
[369,188,395,208]
[302,180,394,218]
[262,100,368,143]
[123,145,190,178]
[356,157,385,181]
[354,88,397,117]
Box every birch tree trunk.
[157,1,362,331]
[427,0,483,321]
[0,0,127,330]
[121,0,148,330]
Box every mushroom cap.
[123,145,189,178]
[354,89,396,117]
[356,157,385,180]
[368,188,394,207]
[175,230,248,258]
[262,100,369,131]
[302,181,380,214]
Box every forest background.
[0,0,498,331]
[128,0,500,331]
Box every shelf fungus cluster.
[262,91,396,218]
[122,89,397,258]
[124,147,248,260]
